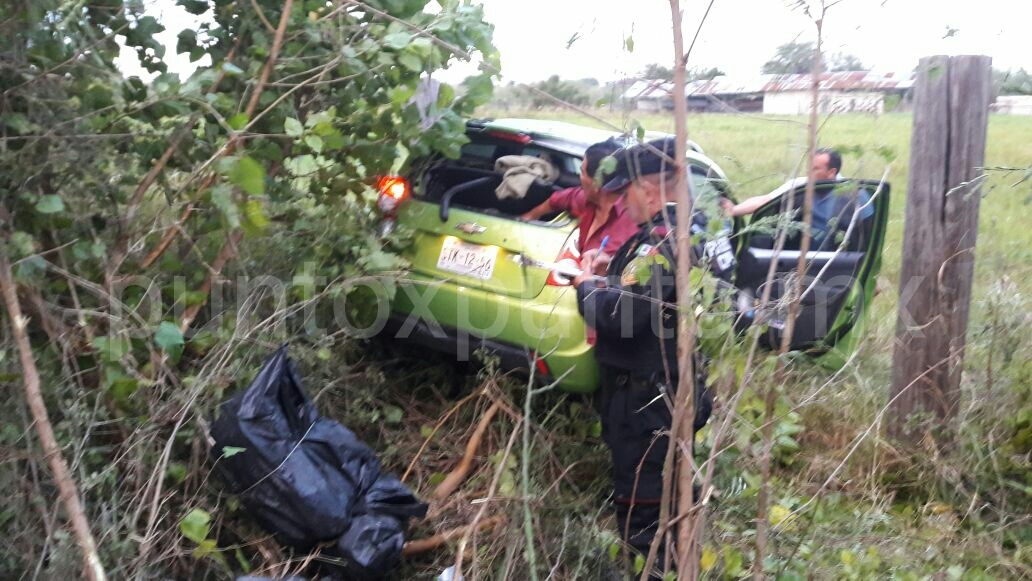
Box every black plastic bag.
[210,345,427,579]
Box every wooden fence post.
[889,55,992,443]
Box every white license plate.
[436,238,498,280]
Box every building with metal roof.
[620,71,915,114]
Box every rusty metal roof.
[622,71,913,99]
[759,71,914,92]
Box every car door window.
[734,179,889,352]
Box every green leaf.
[105,372,140,403]
[304,135,324,153]
[284,117,303,137]
[11,256,43,281]
[154,321,184,353]
[35,195,64,214]
[633,554,645,575]
[221,62,244,76]
[384,405,404,424]
[4,113,36,134]
[93,335,129,363]
[227,113,249,130]
[242,199,269,235]
[459,73,494,106]
[9,231,35,259]
[286,154,318,177]
[390,85,416,107]
[221,446,246,458]
[595,155,617,184]
[410,36,433,56]
[383,32,412,49]
[180,0,209,15]
[607,541,620,561]
[229,156,265,196]
[397,52,422,72]
[234,548,251,573]
[437,83,456,107]
[166,462,187,484]
[723,546,743,576]
[180,508,211,544]
[176,29,197,56]
[210,185,240,228]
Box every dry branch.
[756,9,825,579]
[401,515,506,556]
[432,400,502,500]
[0,249,107,581]
[454,415,523,579]
[668,0,700,573]
[118,42,240,276]
[640,2,699,579]
[402,390,482,482]
[179,229,243,332]
[139,202,197,269]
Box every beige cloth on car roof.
[493,155,559,199]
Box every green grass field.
[478,109,1032,354]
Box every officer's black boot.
[615,503,666,580]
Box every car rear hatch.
[398,198,575,301]
[399,128,583,300]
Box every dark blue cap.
[600,137,680,193]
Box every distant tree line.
[993,68,1032,96]
[485,75,608,109]
[761,41,867,74]
[640,63,725,82]
[479,42,1032,112]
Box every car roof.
[476,118,630,146]
[471,117,674,147]
[466,117,726,180]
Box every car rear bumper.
[380,314,599,393]
[385,278,599,393]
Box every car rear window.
[458,142,497,162]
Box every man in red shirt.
[520,139,639,254]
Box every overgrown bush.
[0,0,495,577]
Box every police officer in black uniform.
[573,137,728,571]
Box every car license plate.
[436,237,498,280]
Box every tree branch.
[0,248,107,581]
[401,515,505,556]
[178,0,295,333]
[755,7,825,579]
[432,400,502,500]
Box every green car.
[374,118,890,393]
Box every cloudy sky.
[120,0,1032,82]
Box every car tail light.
[534,355,551,377]
[486,130,531,144]
[546,236,581,287]
[376,176,410,215]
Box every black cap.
[600,137,680,193]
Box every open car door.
[733,178,891,364]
